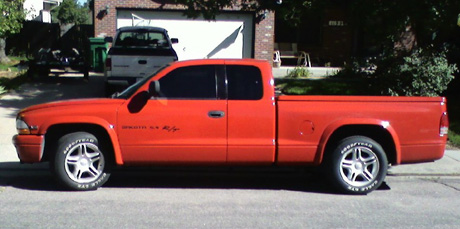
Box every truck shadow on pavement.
[0,163,391,194]
[0,162,58,191]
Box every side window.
[227,65,263,100]
[158,65,217,99]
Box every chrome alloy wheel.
[339,146,380,187]
[64,142,105,183]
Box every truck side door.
[225,64,276,164]
[117,65,227,164]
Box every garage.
[116,10,254,61]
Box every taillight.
[105,57,112,71]
[440,112,449,137]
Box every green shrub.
[332,59,374,79]
[449,130,460,148]
[375,48,457,96]
[275,78,372,95]
[286,67,312,79]
[0,85,6,95]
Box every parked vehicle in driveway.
[13,59,449,194]
[104,26,178,95]
[28,48,89,79]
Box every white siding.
[24,0,62,22]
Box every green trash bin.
[89,37,109,72]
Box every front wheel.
[328,136,388,194]
[52,132,111,191]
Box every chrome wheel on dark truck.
[328,136,388,194]
[52,132,110,191]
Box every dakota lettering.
[122,126,147,130]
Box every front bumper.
[12,135,44,163]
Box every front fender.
[316,118,401,164]
[40,116,124,165]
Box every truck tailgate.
[111,55,176,78]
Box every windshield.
[114,65,170,99]
[114,31,170,48]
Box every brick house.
[93,0,274,62]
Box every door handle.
[138,60,147,64]
[208,111,225,118]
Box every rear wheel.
[52,132,111,191]
[328,136,388,194]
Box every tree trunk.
[0,38,11,64]
[394,24,417,54]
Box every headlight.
[16,117,31,135]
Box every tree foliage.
[340,0,460,96]
[348,0,460,54]
[0,0,25,38]
[174,0,291,19]
[52,0,88,25]
[0,0,26,63]
[375,48,457,96]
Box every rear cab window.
[226,65,263,100]
[114,30,171,48]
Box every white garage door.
[117,10,254,61]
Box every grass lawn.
[275,78,460,148]
[0,56,28,95]
[0,56,27,71]
[447,97,460,148]
[276,78,377,96]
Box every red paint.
[13,59,448,167]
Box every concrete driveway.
[0,74,105,162]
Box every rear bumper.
[399,143,446,164]
[12,135,44,163]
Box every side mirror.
[149,80,161,97]
[171,38,179,44]
[104,37,113,43]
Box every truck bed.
[276,95,446,165]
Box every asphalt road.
[1,168,460,228]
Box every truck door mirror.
[171,38,179,44]
[104,37,113,43]
[149,80,161,97]
[128,91,150,113]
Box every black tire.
[327,136,388,194]
[83,70,89,81]
[28,66,49,79]
[52,132,111,191]
[27,67,36,78]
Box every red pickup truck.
[13,59,449,194]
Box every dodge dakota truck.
[13,59,449,194]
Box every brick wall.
[94,0,274,62]
[254,11,275,62]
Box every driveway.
[0,74,105,162]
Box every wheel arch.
[317,120,401,165]
[42,122,123,165]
